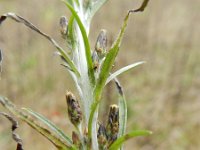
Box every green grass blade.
[109,130,152,150]
[0,96,73,150]
[88,11,132,141]
[63,1,95,85]
[22,108,75,148]
[106,61,146,85]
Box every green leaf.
[119,95,127,150]
[22,108,75,148]
[0,96,73,150]
[86,0,109,22]
[113,78,127,140]
[64,0,79,6]
[68,15,75,49]
[106,61,146,85]
[95,10,132,102]
[74,0,79,6]
[63,1,95,85]
[68,15,74,38]
[109,130,152,150]
[65,0,73,6]
[57,46,80,77]
[88,10,132,141]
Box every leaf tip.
[0,15,6,25]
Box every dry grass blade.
[0,12,59,48]
[0,112,23,150]
[0,12,79,76]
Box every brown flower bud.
[95,29,107,58]
[92,51,100,71]
[97,123,107,149]
[59,16,68,38]
[106,104,119,146]
[66,91,82,126]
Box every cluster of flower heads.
[66,91,119,149]
[59,15,107,72]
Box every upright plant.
[0,0,151,149]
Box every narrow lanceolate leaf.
[63,1,95,85]
[113,78,127,139]
[68,16,74,39]
[0,96,73,150]
[108,130,152,150]
[68,16,76,50]
[86,0,109,22]
[88,10,132,141]
[0,12,80,77]
[0,112,24,150]
[22,108,75,148]
[106,61,146,85]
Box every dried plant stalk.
[0,112,23,150]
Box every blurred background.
[0,0,200,149]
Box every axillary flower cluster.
[66,91,119,149]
